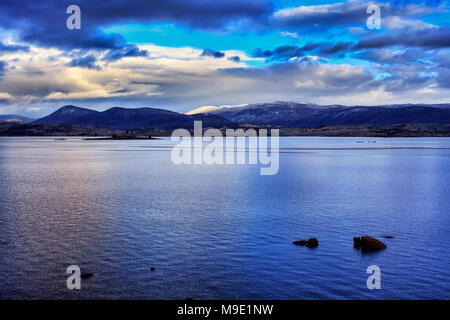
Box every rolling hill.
[32,105,235,130]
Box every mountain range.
[188,102,450,127]
[1,102,450,136]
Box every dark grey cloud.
[0,0,272,51]
[319,42,353,56]
[67,54,99,69]
[103,46,149,61]
[201,49,225,58]
[254,45,306,60]
[257,26,450,63]
[300,43,322,51]
[21,28,129,51]
[253,43,328,60]
[273,0,368,28]
[228,56,240,62]
[356,27,450,49]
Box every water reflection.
[0,137,449,299]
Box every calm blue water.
[0,137,449,299]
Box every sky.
[0,0,449,116]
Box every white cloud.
[280,31,302,39]
[0,92,12,99]
[272,0,444,29]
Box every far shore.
[1,123,450,138]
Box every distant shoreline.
[1,123,450,138]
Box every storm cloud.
[0,0,272,51]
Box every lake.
[0,137,449,299]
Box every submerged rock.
[150,267,156,271]
[353,236,386,252]
[382,235,394,239]
[81,273,94,279]
[293,238,319,248]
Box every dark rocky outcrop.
[293,238,319,248]
[81,273,94,279]
[353,236,386,252]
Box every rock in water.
[293,238,319,248]
[81,273,94,279]
[353,236,386,252]
[306,238,319,248]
